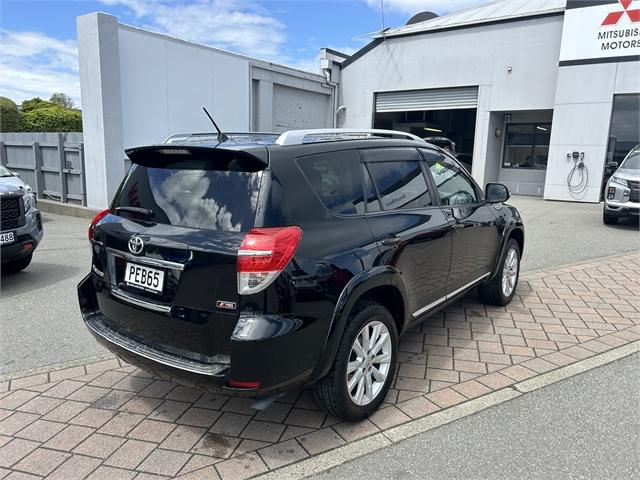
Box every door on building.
[373,87,478,173]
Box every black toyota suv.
[78,129,524,421]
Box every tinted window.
[363,147,432,210]
[423,151,478,206]
[115,163,262,232]
[607,94,640,166]
[503,123,551,170]
[298,151,364,215]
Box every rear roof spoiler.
[125,144,268,170]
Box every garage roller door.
[375,87,478,113]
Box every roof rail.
[274,128,425,146]
[163,132,280,144]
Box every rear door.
[420,149,500,294]
[92,147,265,361]
[361,147,452,321]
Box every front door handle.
[450,223,464,232]
[381,235,402,247]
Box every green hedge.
[0,97,20,132]
[19,105,83,132]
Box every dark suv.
[78,129,524,421]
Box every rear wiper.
[115,206,155,218]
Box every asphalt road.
[510,196,638,272]
[0,212,106,374]
[0,197,637,375]
[312,352,640,480]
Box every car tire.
[2,253,33,274]
[478,239,520,306]
[313,301,398,422]
[603,209,618,225]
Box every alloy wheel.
[502,247,519,297]
[346,320,392,406]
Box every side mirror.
[485,183,510,203]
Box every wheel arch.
[307,266,408,383]
[489,224,525,281]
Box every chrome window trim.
[412,272,491,318]
[107,247,185,271]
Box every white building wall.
[544,63,618,202]
[339,16,564,187]
[118,26,251,150]
[544,61,640,203]
[77,12,331,209]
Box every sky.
[0,0,487,107]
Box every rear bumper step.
[85,313,230,376]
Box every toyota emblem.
[128,235,144,255]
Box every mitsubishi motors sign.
[560,0,640,65]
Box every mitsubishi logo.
[602,0,640,26]
[128,235,145,255]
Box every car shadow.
[0,262,83,297]
[608,216,640,230]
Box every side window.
[362,148,433,211]
[298,150,364,215]
[421,150,478,206]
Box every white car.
[603,145,640,225]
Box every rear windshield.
[114,161,262,232]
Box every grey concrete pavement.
[312,352,640,480]
[0,197,637,375]
[0,212,108,374]
[509,196,639,272]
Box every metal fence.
[0,132,86,206]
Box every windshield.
[621,152,640,170]
[0,165,13,177]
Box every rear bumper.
[1,208,43,263]
[77,274,316,396]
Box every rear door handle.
[381,236,402,247]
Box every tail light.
[237,226,302,294]
[88,208,110,241]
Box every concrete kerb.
[256,340,640,480]
[38,198,99,219]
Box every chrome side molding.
[412,272,491,318]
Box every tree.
[49,92,74,109]
[21,97,51,112]
[19,104,82,132]
[0,97,20,132]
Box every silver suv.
[0,164,43,273]
[603,145,640,225]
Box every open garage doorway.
[373,87,478,172]
[374,109,476,171]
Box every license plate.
[124,262,165,293]
[0,232,15,245]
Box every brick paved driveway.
[1,253,639,479]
